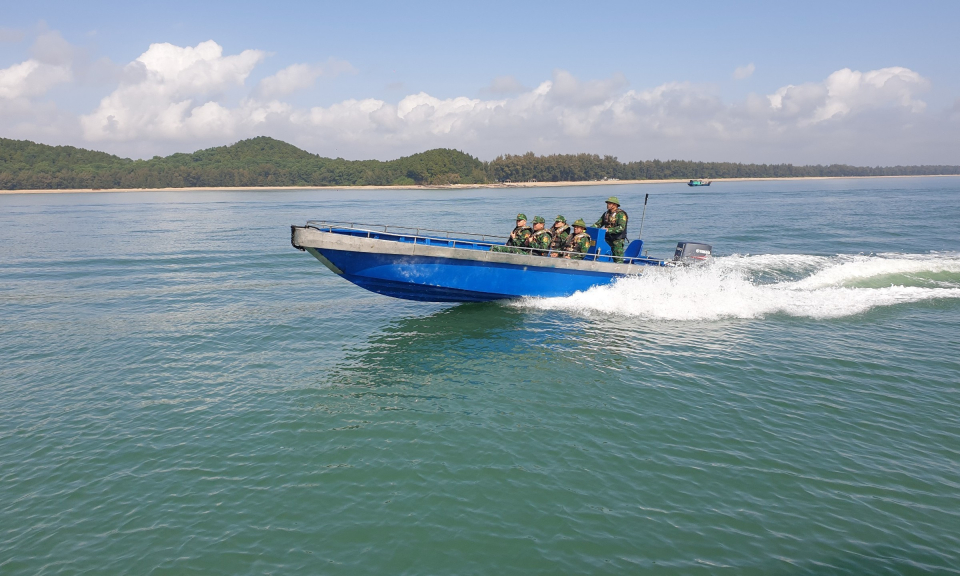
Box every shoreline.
[2,173,958,195]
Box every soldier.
[548,215,570,257]
[563,219,592,260]
[525,216,553,256]
[503,213,533,253]
[594,196,628,263]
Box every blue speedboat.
[688,179,711,187]
[291,221,711,302]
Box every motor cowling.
[674,242,712,262]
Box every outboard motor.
[674,242,712,263]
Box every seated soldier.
[548,215,570,257]
[492,213,532,253]
[562,219,592,260]
[526,216,553,256]
[507,213,532,249]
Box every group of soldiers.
[496,196,629,262]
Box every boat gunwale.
[292,225,669,273]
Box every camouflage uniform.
[564,227,593,260]
[525,216,552,256]
[494,213,532,253]
[548,216,570,254]
[527,229,553,256]
[594,199,628,263]
[507,226,533,250]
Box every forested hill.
[0,137,487,189]
[1,136,958,190]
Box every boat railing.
[302,220,664,265]
[305,220,507,244]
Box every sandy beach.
[2,174,957,194]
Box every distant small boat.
[688,179,711,187]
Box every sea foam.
[515,253,960,320]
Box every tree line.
[2,136,958,190]
[487,152,960,181]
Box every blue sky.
[2,0,958,163]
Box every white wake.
[516,253,960,320]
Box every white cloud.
[80,40,265,140]
[549,69,628,106]
[2,34,955,165]
[256,58,356,98]
[0,30,81,100]
[31,30,76,66]
[0,59,71,99]
[0,93,76,137]
[0,30,85,143]
[270,66,943,163]
[767,66,929,125]
[733,63,755,79]
[281,75,715,156]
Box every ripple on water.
[2,184,960,574]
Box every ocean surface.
[1,178,959,574]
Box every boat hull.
[312,247,622,302]
[292,226,664,302]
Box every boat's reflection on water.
[319,299,751,392]
[322,303,530,389]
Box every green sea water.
[1,178,959,574]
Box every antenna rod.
[638,193,649,239]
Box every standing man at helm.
[594,196,628,263]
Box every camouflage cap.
[573,218,587,227]
[516,213,527,221]
[554,215,567,224]
[606,196,620,205]
[532,215,545,224]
